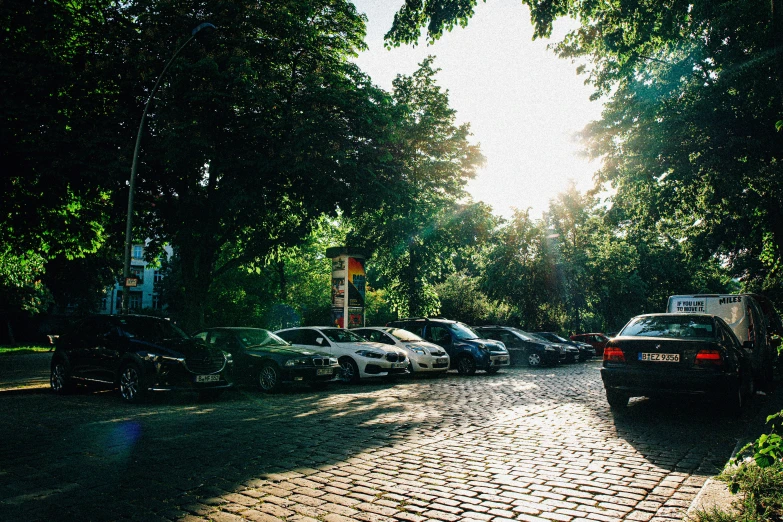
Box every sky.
[350,0,605,219]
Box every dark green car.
[192,327,340,392]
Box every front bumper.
[410,354,450,372]
[282,365,341,384]
[146,357,233,392]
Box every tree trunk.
[177,241,217,333]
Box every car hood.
[130,337,220,359]
[246,344,332,357]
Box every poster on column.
[348,308,364,328]
[331,308,345,328]
[347,257,366,307]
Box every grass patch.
[0,345,52,355]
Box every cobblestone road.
[0,357,767,522]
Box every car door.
[74,317,113,380]
[207,330,250,380]
[92,317,124,381]
[425,325,456,358]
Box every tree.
[386,0,783,307]
[346,57,485,317]
[110,0,403,331]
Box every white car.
[353,327,450,375]
[274,327,409,384]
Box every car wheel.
[339,357,360,384]
[50,360,75,394]
[527,353,542,367]
[606,389,628,409]
[119,362,147,403]
[456,355,476,376]
[257,363,281,393]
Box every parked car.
[386,318,510,375]
[570,332,611,356]
[192,327,340,392]
[353,327,450,375]
[600,313,754,412]
[273,327,408,383]
[535,331,596,360]
[474,326,560,367]
[50,315,233,403]
[527,332,581,362]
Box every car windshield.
[447,322,480,340]
[621,316,716,338]
[510,329,533,341]
[527,332,551,343]
[236,329,289,347]
[322,329,366,343]
[117,317,189,341]
[387,328,424,342]
[544,332,569,343]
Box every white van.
[667,294,777,391]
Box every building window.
[129,292,142,310]
[154,270,164,283]
[115,292,123,311]
[130,265,144,283]
[152,293,162,310]
[132,245,143,259]
[101,297,108,311]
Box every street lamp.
[122,22,216,314]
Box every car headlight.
[285,358,309,367]
[545,347,557,352]
[355,350,384,359]
[475,343,489,352]
[145,353,185,363]
[404,344,427,355]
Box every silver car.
[353,327,450,375]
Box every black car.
[600,313,754,411]
[535,331,596,361]
[474,326,560,367]
[386,317,510,375]
[50,315,233,403]
[526,332,579,362]
[192,327,340,392]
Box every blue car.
[386,318,509,375]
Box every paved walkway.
[0,355,779,522]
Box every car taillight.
[603,346,625,362]
[695,349,723,366]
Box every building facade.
[99,244,173,315]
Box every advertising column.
[327,247,368,329]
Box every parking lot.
[0,356,773,522]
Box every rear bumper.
[600,366,738,397]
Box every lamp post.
[122,22,216,314]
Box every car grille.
[431,349,446,356]
[185,352,226,374]
[312,357,333,366]
[385,352,404,363]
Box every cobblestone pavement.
[0,357,769,522]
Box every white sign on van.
[674,299,706,313]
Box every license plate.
[196,374,220,383]
[493,356,509,364]
[639,353,680,362]
[316,368,333,376]
[391,362,407,368]
[436,357,448,364]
